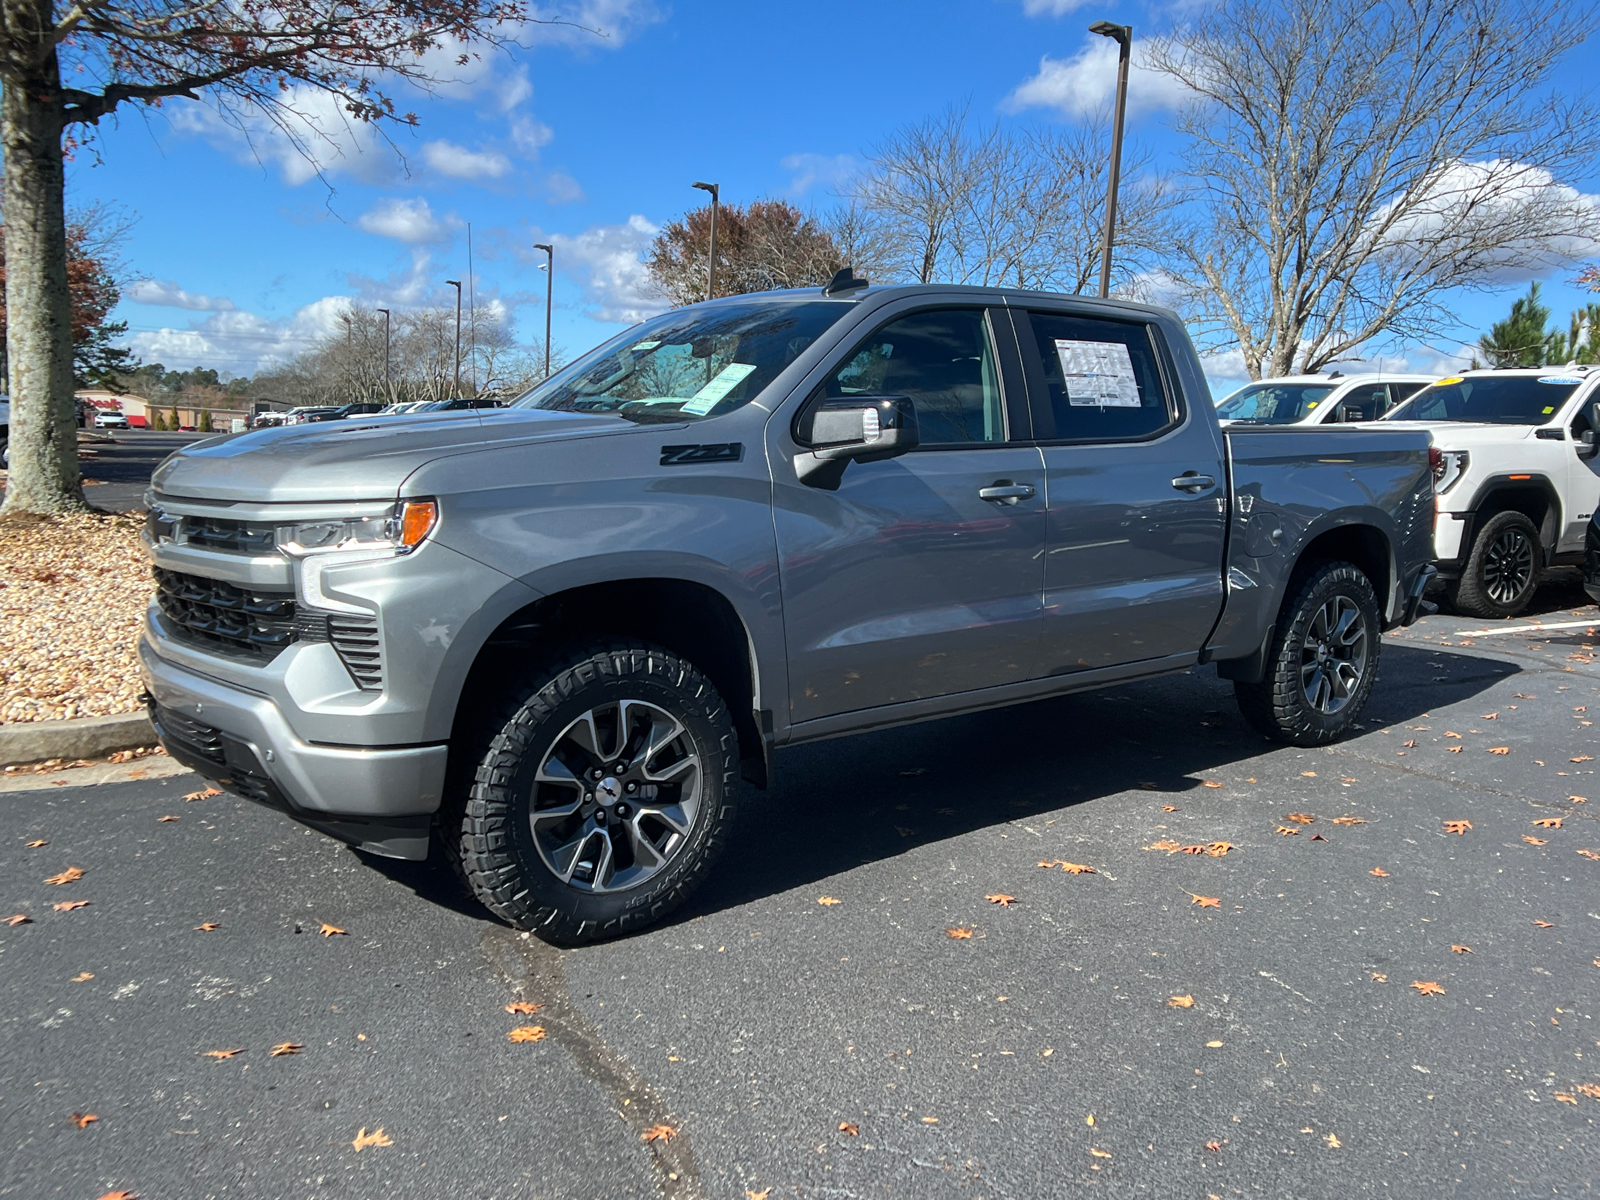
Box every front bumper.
[140,636,446,859]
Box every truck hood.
[151,408,647,503]
[1376,421,1551,448]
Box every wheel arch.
[1288,518,1395,620]
[1460,477,1563,556]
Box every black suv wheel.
[1449,510,1542,620]
[456,643,738,946]
[1234,560,1382,746]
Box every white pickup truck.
[1381,367,1600,618]
[1216,372,1434,426]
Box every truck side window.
[1025,312,1174,442]
[822,308,1005,445]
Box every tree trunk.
[1,38,84,515]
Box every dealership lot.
[3,587,1598,1199]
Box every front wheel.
[1448,510,1543,619]
[1234,561,1382,746]
[458,643,738,946]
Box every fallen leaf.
[52,900,90,912]
[71,971,93,981]
[1276,826,1300,836]
[1370,972,1387,982]
[1482,713,1499,720]
[1301,771,1317,777]
[194,922,219,931]
[1524,836,1549,846]
[157,815,179,822]
[946,927,975,939]
[1451,945,1473,954]
[1206,1040,1224,1047]
[641,1124,677,1144]
[817,896,842,906]
[270,1042,303,1056]
[1447,746,1463,753]
[1577,1084,1600,1099]
[505,1001,543,1015]
[1089,1147,1112,1159]
[1570,796,1588,804]
[747,1190,772,1200]
[319,923,347,937]
[1445,731,1461,739]
[1058,862,1095,874]
[1411,981,1445,996]
[1403,738,1418,747]
[184,787,222,801]
[1201,781,1223,789]
[920,1116,939,1124]
[1086,1114,1094,1125]
[1442,820,1472,835]
[202,1049,244,1059]
[1369,867,1389,877]
[1534,920,1555,928]
[1534,817,1563,828]
[25,839,47,847]
[1555,1092,1578,1105]
[5,913,34,926]
[1189,893,1221,909]
[1514,693,1535,699]
[1573,756,1594,763]
[1487,747,1510,755]
[1179,844,1205,855]
[1285,813,1315,824]
[1578,849,1600,860]
[1325,1133,1342,1148]
[1205,842,1233,857]
[351,1127,393,1151]
[1161,805,1177,812]
[985,894,1016,907]
[1168,994,1195,1008]
[1331,816,1366,826]
[508,1025,547,1043]
[95,1191,136,1200]
[838,1121,859,1136]
[1205,1140,1223,1152]
[71,1112,97,1128]
[44,867,84,885]
[1310,833,1328,842]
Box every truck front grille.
[153,568,297,659]
[183,517,278,554]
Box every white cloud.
[129,280,237,312]
[551,215,664,324]
[544,171,586,204]
[510,114,556,157]
[780,152,858,196]
[357,197,458,244]
[1005,37,1191,120]
[420,139,512,180]
[345,250,441,308]
[128,296,352,376]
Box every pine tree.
[1477,284,1553,367]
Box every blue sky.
[77,0,1600,395]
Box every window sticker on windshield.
[631,340,661,352]
[1306,401,1319,408]
[682,363,759,416]
[1538,376,1583,385]
[1053,339,1140,407]
[1543,406,1555,414]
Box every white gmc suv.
[1380,367,1600,618]
[1216,372,1434,426]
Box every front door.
[772,306,1047,725]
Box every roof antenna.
[822,267,868,296]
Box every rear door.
[1009,307,1228,674]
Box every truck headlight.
[1431,450,1469,495]
[278,499,439,615]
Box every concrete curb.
[0,712,157,766]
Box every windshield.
[1216,382,1337,423]
[513,299,851,424]
[1386,375,1583,424]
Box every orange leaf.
[1444,731,1461,739]
[1442,820,1472,835]
[985,894,1016,907]
[319,923,347,937]
[184,787,222,802]
[25,839,47,848]
[1482,713,1498,719]
[1577,1084,1600,1099]
[1205,842,1233,857]
[1534,919,1555,928]
[1089,1147,1112,1159]
[44,867,84,885]
[838,1121,860,1135]
[1533,817,1563,828]
[1555,1092,1579,1104]
[1403,739,1418,747]
[96,1192,137,1200]
[1178,844,1205,855]
[1201,781,1223,789]
[1059,862,1095,874]
[1369,867,1389,877]
[71,972,93,982]
[1285,813,1315,824]
[1570,796,1588,803]
[508,1025,546,1042]
[1168,994,1195,1008]
[270,1042,303,1056]
[1276,826,1300,836]
[351,1127,393,1151]
[1205,1140,1223,1152]
[1450,945,1473,954]
[1331,816,1366,826]
[1370,972,1388,982]
[1578,849,1600,860]
[1410,981,1445,996]
[1524,836,1548,846]
[1573,756,1595,763]
[1189,893,1221,909]
[157,815,179,822]
[747,1190,771,1200]
[1487,747,1510,755]
[202,1049,243,1059]
[641,1123,677,1144]
[194,922,219,931]
[817,896,842,906]
[52,900,90,912]
[71,1112,97,1128]
[505,1001,543,1015]
[1160,805,1177,812]
[1301,771,1317,777]
[946,927,975,939]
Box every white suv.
[1216,372,1434,426]
[1381,367,1600,618]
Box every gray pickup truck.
[140,281,1436,944]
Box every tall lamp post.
[691,181,719,301]
[1090,20,1132,299]
[446,279,462,397]
[376,307,391,404]
[533,242,553,378]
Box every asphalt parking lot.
[4,582,1599,1199]
[0,431,203,513]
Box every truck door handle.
[1171,473,1215,492]
[979,482,1036,504]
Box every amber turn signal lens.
[398,499,438,549]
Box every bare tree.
[0,0,549,515]
[1147,0,1599,378]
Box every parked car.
[1379,367,1600,618]
[1216,372,1434,425]
[410,397,506,413]
[284,406,340,425]
[251,413,287,430]
[139,282,1436,945]
[95,408,129,429]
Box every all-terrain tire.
[458,642,738,946]
[1234,561,1382,747]
[1448,510,1543,620]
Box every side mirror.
[1335,402,1363,424]
[795,395,919,489]
[1579,429,1597,459]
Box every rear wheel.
[1234,561,1382,746]
[458,642,738,946]
[1449,510,1542,619]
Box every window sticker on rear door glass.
[1053,340,1141,407]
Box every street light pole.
[446,280,462,397]
[692,181,719,301]
[533,243,553,378]
[1090,20,1132,300]
[376,308,391,404]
